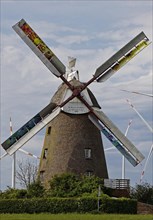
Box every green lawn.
[0,214,152,220]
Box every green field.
[0,214,152,220]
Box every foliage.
[27,181,45,198]
[130,182,153,205]
[0,187,27,199]
[0,181,45,199]
[101,197,137,214]
[48,173,102,197]
[0,197,137,214]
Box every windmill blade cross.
[2,19,148,171]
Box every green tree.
[130,182,153,205]
[27,181,45,198]
[48,173,103,197]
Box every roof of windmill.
[50,78,101,109]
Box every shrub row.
[0,197,137,214]
[101,197,137,214]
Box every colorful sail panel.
[12,19,66,77]
[95,32,150,82]
[1,103,59,155]
[88,114,139,166]
[93,109,144,163]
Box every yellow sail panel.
[12,19,65,77]
[96,32,150,82]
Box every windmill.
[1,19,151,187]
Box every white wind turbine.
[0,117,40,188]
[126,98,153,182]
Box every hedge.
[0,197,137,214]
[101,197,137,214]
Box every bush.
[77,197,98,212]
[48,173,102,197]
[130,182,153,205]
[101,197,137,214]
[0,197,137,214]
[0,188,27,199]
[27,181,45,198]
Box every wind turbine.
[0,117,40,188]
[126,99,153,182]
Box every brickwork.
[38,79,108,188]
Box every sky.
[0,0,152,190]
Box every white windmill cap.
[68,56,76,69]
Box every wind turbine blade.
[12,19,66,77]
[90,109,144,164]
[104,147,115,152]
[126,99,153,133]
[140,144,153,182]
[19,149,40,159]
[121,89,153,98]
[0,152,8,160]
[1,103,60,155]
[125,119,133,136]
[88,114,139,166]
[94,32,150,82]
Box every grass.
[0,214,152,220]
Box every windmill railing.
[104,179,130,190]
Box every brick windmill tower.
[38,59,108,186]
[2,19,149,188]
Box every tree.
[48,173,103,197]
[16,159,38,188]
[130,182,153,205]
[27,181,45,198]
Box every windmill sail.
[12,19,66,77]
[88,114,138,166]
[94,32,150,82]
[93,109,144,162]
[1,103,60,155]
[89,109,144,165]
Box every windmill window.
[43,148,48,159]
[84,148,92,159]
[47,126,51,135]
[85,170,93,177]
